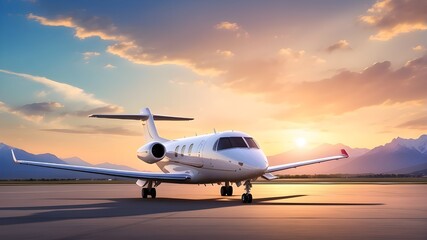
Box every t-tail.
[89,107,193,143]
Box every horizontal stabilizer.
[89,114,193,121]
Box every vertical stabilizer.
[140,108,167,143]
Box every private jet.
[11,108,349,203]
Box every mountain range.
[1,134,427,179]
[269,135,427,175]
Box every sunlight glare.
[295,137,307,148]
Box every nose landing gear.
[241,180,252,203]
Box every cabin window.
[244,137,259,149]
[181,145,186,156]
[175,146,179,157]
[188,144,194,155]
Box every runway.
[0,183,426,240]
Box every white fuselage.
[137,131,269,184]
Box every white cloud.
[83,51,100,60]
[0,101,43,122]
[104,64,116,69]
[413,45,425,51]
[36,90,48,98]
[0,69,113,107]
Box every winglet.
[11,149,19,163]
[341,149,349,158]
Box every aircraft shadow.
[0,195,383,226]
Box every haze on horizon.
[1,0,427,171]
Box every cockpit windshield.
[214,136,259,151]
[244,137,259,149]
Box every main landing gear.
[241,180,252,203]
[142,187,156,198]
[220,182,233,196]
[141,180,157,198]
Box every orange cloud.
[216,49,234,58]
[215,21,240,31]
[360,0,427,40]
[27,14,123,41]
[106,42,222,76]
[29,13,223,76]
[214,21,248,38]
[278,48,305,59]
[277,55,427,119]
[398,115,427,129]
[42,125,140,136]
[325,40,351,52]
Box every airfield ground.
[0,183,426,239]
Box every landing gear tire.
[150,188,156,198]
[142,188,148,198]
[220,186,226,196]
[241,193,253,203]
[226,186,233,196]
[142,188,156,198]
[241,180,253,203]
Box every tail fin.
[140,108,164,142]
[89,107,193,143]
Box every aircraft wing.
[11,150,191,182]
[266,149,349,173]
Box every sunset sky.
[1,0,426,170]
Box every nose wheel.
[241,180,253,203]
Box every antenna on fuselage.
[213,128,217,134]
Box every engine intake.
[137,142,166,164]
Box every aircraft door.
[197,140,206,157]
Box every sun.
[294,137,307,148]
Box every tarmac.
[0,183,426,240]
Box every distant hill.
[268,135,427,175]
[0,143,137,180]
[95,163,136,171]
[267,143,369,174]
[62,157,137,171]
[62,157,92,167]
[332,135,427,174]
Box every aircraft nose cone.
[247,151,268,172]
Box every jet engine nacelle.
[137,142,166,164]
